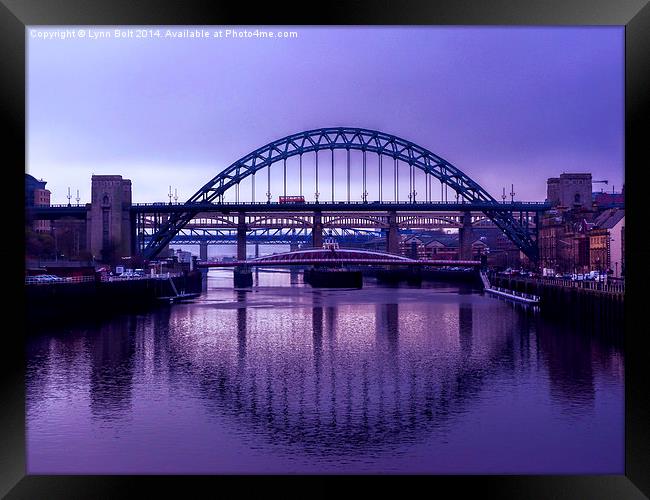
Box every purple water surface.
[26,270,624,474]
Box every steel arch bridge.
[143,127,540,260]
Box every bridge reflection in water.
[26,278,624,473]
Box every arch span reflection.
[26,284,624,473]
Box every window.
[102,208,110,252]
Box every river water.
[26,269,624,474]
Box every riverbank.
[25,271,203,328]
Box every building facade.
[594,208,625,278]
[546,173,593,210]
[540,172,624,277]
[87,175,132,263]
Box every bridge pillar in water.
[386,211,400,255]
[458,211,473,260]
[312,212,323,248]
[234,212,252,287]
[199,243,208,261]
[237,212,247,261]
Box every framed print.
[3,0,649,497]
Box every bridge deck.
[129,201,550,214]
[26,201,549,221]
[198,259,481,267]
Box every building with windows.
[593,208,625,277]
[540,172,624,277]
[25,173,51,232]
[546,173,593,210]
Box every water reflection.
[26,276,625,473]
[88,316,136,421]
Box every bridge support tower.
[87,175,132,263]
[237,212,247,261]
[458,211,473,260]
[234,211,252,287]
[199,242,208,261]
[312,211,323,248]
[387,210,400,255]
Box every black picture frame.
[3,0,649,497]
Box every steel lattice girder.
[142,127,538,259]
[146,228,382,245]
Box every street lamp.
[610,237,616,278]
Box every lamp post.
[53,221,58,262]
[609,236,616,278]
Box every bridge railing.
[34,203,88,208]
[130,201,550,207]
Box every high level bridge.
[27,127,550,262]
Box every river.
[26,269,624,473]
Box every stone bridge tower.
[87,175,132,263]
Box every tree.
[25,226,55,259]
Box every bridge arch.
[323,215,388,229]
[398,215,460,228]
[247,214,313,229]
[143,127,538,259]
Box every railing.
[489,286,540,302]
[42,203,88,208]
[131,200,550,207]
[495,274,625,294]
[26,273,185,285]
[100,272,184,282]
[479,271,491,289]
[25,275,96,285]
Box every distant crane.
[593,179,608,192]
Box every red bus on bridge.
[278,195,305,203]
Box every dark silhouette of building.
[25,173,51,232]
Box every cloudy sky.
[27,26,624,204]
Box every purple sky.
[27,26,624,204]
